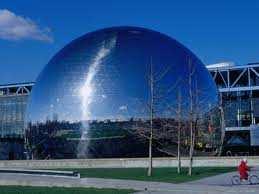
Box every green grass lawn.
[51,167,236,183]
[0,186,134,194]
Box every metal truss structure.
[207,62,259,93]
[207,62,259,130]
[0,82,34,96]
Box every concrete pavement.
[0,172,259,194]
[188,166,259,186]
[187,170,239,186]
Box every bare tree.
[176,89,182,174]
[188,57,195,176]
[139,59,176,177]
[187,58,207,176]
[158,88,183,173]
[148,59,155,177]
[218,92,226,155]
[141,56,219,177]
[145,61,184,176]
[186,58,220,175]
[133,57,215,176]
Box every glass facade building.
[0,83,33,159]
[25,26,220,159]
[207,62,259,155]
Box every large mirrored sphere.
[26,26,219,159]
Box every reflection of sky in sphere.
[26,26,218,123]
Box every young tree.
[218,93,226,155]
[133,56,213,176]
[186,58,220,175]
[176,89,182,174]
[160,85,184,173]
[188,57,195,176]
[187,58,205,176]
[138,59,175,177]
[148,60,155,177]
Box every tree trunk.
[148,133,153,176]
[177,90,181,174]
[177,127,181,174]
[188,57,194,176]
[148,60,154,177]
[188,120,193,176]
[219,93,225,156]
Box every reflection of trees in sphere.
[25,26,219,159]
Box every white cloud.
[0,9,53,42]
[119,105,128,111]
[101,94,107,99]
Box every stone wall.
[0,156,258,169]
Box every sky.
[1,0,259,84]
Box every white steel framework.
[207,62,259,93]
[0,82,34,96]
[207,62,259,128]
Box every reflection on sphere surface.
[26,26,219,159]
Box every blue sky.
[1,0,259,84]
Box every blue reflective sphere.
[26,26,219,159]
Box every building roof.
[0,82,34,89]
[206,62,235,70]
[206,62,259,71]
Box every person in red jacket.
[238,158,249,180]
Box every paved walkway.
[0,169,259,194]
[188,166,259,186]
[187,171,238,186]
